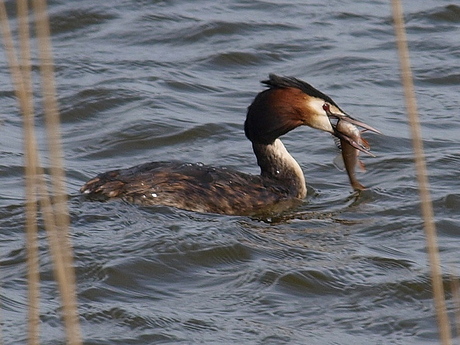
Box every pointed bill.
[328,113,381,135]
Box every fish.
[334,119,372,191]
[322,102,380,191]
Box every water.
[1,0,459,344]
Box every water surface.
[1,0,459,344]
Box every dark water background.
[1,0,460,344]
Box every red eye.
[322,103,329,111]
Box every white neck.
[252,139,307,198]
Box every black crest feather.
[262,74,340,108]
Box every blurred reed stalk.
[0,0,82,344]
[450,274,460,341]
[391,1,452,344]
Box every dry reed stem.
[0,1,40,344]
[0,0,82,344]
[31,1,82,344]
[450,274,460,342]
[391,1,451,344]
[17,0,41,344]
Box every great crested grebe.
[80,74,380,215]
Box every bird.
[80,74,379,216]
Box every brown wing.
[81,161,299,215]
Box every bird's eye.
[322,103,330,111]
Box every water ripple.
[1,0,458,344]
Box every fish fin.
[360,136,370,150]
[352,180,366,191]
[333,136,341,150]
[333,153,345,171]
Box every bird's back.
[80,161,302,215]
